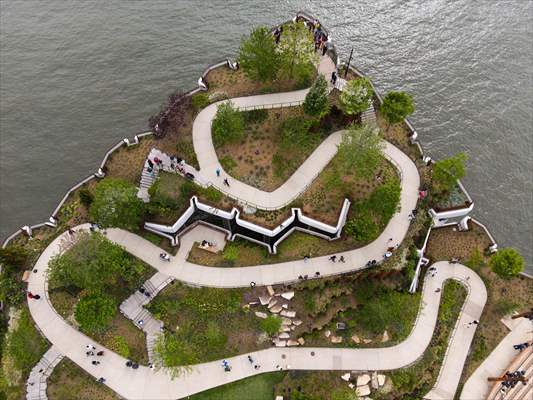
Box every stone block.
[356,385,371,397]
[357,374,371,386]
[281,291,294,300]
[267,285,275,296]
[255,311,268,319]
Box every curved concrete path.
[27,230,485,400]
[192,55,340,210]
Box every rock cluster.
[339,371,387,398]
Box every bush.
[261,315,282,336]
[153,332,198,378]
[345,208,379,242]
[242,109,268,125]
[200,186,222,203]
[0,266,25,307]
[191,92,210,113]
[494,299,519,317]
[279,117,316,152]
[109,335,130,358]
[381,91,415,125]
[78,188,94,208]
[89,178,144,230]
[303,75,330,117]
[212,102,245,147]
[432,152,468,193]
[337,124,384,178]
[489,248,524,279]
[219,155,237,173]
[223,242,239,262]
[339,77,374,115]
[239,26,280,82]
[5,309,48,375]
[75,292,116,333]
[0,245,28,267]
[367,180,401,222]
[293,62,315,89]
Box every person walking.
[223,178,230,187]
[329,255,337,262]
[331,71,337,85]
[216,168,221,177]
[92,361,100,366]
[303,256,309,263]
[339,256,345,263]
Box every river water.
[1,1,531,271]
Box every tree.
[380,91,415,125]
[89,178,144,230]
[489,248,524,279]
[279,117,316,151]
[0,245,28,267]
[212,101,245,147]
[339,77,374,116]
[345,209,379,242]
[75,292,116,333]
[239,26,280,82]
[337,124,384,178]
[278,21,317,79]
[432,152,468,192]
[303,75,330,117]
[261,315,282,336]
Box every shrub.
[200,186,222,203]
[279,117,316,152]
[78,188,94,208]
[204,321,227,349]
[466,248,485,271]
[153,332,198,378]
[239,26,280,82]
[219,155,237,173]
[109,335,130,358]
[223,242,239,262]
[212,102,245,147]
[89,178,144,230]
[432,152,468,193]
[293,62,315,89]
[345,209,379,242]
[337,124,384,178]
[261,315,282,336]
[0,266,25,307]
[0,245,28,267]
[489,248,524,279]
[191,92,210,113]
[242,109,268,125]
[494,299,519,317]
[75,292,116,333]
[339,77,374,115]
[381,91,415,125]
[367,180,402,222]
[303,75,330,117]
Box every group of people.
[513,341,530,352]
[328,255,345,263]
[85,344,104,366]
[27,291,41,300]
[159,252,171,262]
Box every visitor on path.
[68,228,75,236]
[254,364,260,370]
[216,168,221,177]
[303,256,309,263]
[147,159,154,169]
[159,252,171,262]
[315,271,320,277]
[126,360,133,367]
[383,251,393,259]
[339,256,345,263]
[138,319,144,326]
[96,351,104,356]
[331,71,337,85]
[92,361,100,366]
[322,42,328,56]
[97,377,105,384]
[329,255,337,262]
[513,342,530,351]
[223,178,230,187]
[247,355,254,364]
[86,351,94,356]
[86,344,96,350]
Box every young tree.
[239,26,280,82]
[89,178,144,230]
[153,332,198,378]
[337,124,384,178]
[303,75,330,117]
[489,248,524,279]
[212,101,245,146]
[75,292,116,333]
[380,91,415,125]
[432,152,468,192]
[261,315,282,336]
[339,77,374,116]
[278,21,317,79]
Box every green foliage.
[109,335,130,358]
[204,321,228,349]
[466,248,485,271]
[260,315,282,336]
[337,124,384,178]
[200,186,222,203]
[0,245,28,267]
[5,308,48,374]
[239,26,280,82]
[303,75,330,117]
[153,331,198,378]
[48,232,146,292]
[278,22,317,80]
[89,178,144,230]
[242,109,268,125]
[78,188,94,208]
[432,152,468,192]
[489,248,524,279]
[331,388,359,400]
[223,242,240,262]
[75,292,116,333]
[180,287,241,319]
[191,92,210,113]
[345,208,379,242]
[0,266,25,307]
[368,180,402,222]
[279,117,316,152]
[293,62,315,89]
[380,91,415,124]
[219,155,237,173]
[494,298,519,317]
[339,77,374,115]
[212,102,245,147]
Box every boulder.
[381,330,389,342]
[282,317,292,325]
[281,291,295,300]
[351,334,361,344]
[267,299,278,309]
[270,305,282,314]
[348,383,355,389]
[371,371,379,389]
[297,337,305,345]
[325,330,331,338]
[287,340,299,347]
[275,396,284,400]
[255,311,268,319]
[274,340,287,347]
[279,332,290,339]
[356,385,371,397]
[341,373,351,382]
[281,326,291,332]
[363,338,372,344]
[377,374,386,386]
[292,319,303,326]
[267,285,275,296]
[330,335,343,344]
[282,304,289,309]
[259,295,271,306]
[280,310,296,318]
[357,374,371,386]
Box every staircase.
[137,161,158,203]
[361,102,377,126]
[487,347,533,400]
[26,346,64,400]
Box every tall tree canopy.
[303,75,330,117]
[337,123,384,178]
[339,77,374,116]
[380,91,415,125]
[277,22,317,79]
[490,248,524,279]
[432,152,468,192]
[239,26,280,82]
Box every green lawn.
[188,372,285,400]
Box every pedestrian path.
[27,222,485,399]
[192,55,341,210]
[25,345,64,400]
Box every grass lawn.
[188,371,285,400]
[47,358,119,400]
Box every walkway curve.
[27,230,485,400]
[192,55,340,210]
